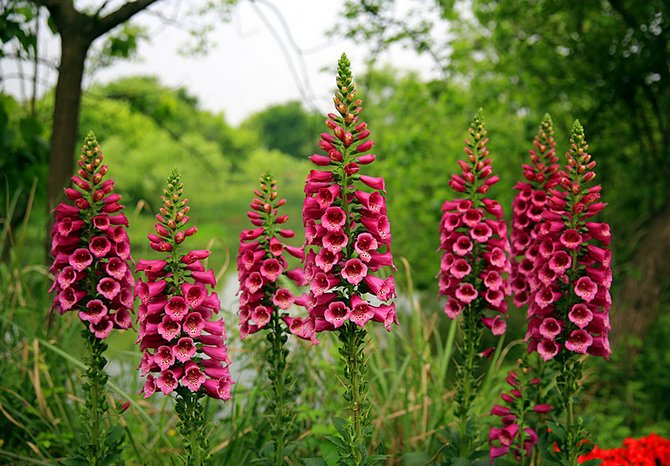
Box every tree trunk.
[47,33,90,213]
[39,0,161,258]
[45,31,91,257]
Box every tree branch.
[92,0,162,39]
[31,0,77,32]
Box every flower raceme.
[237,173,306,340]
[299,53,397,335]
[438,110,512,336]
[511,115,562,307]
[136,172,233,400]
[526,121,612,361]
[49,132,133,339]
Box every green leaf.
[300,459,328,466]
[332,416,348,436]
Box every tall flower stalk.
[510,114,562,307]
[237,172,305,465]
[501,115,563,463]
[136,171,233,466]
[437,110,512,459]
[49,132,133,464]
[301,53,396,465]
[526,121,611,465]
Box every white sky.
[2,0,441,125]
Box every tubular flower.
[438,110,512,335]
[49,132,133,338]
[526,121,612,361]
[237,173,307,340]
[299,53,397,336]
[488,366,552,464]
[136,172,233,400]
[510,115,562,307]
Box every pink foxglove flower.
[301,54,396,461]
[526,121,612,361]
[137,172,233,400]
[237,173,307,340]
[49,132,133,338]
[510,115,562,307]
[438,110,512,335]
[299,54,397,336]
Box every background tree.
[338,0,670,346]
[29,0,161,214]
[242,100,322,160]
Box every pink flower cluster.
[438,111,512,335]
[511,115,562,307]
[526,121,612,361]
[237,173,305,340]
[489,369,553,463]
[137,172,233,400]
[299,54,397,334]
[49,132,133,339]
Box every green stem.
[268,308,289,465]
[176,389,207,466]
[558,356,582,466]
[456,309,481,458]
[339,322,368,464]
[80,329,110,465]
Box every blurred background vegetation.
[1,0,669,464]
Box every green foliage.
[0,93,48,242]
[334,324,386,466]
[70,331,124,466]
[88,24,149,72]
[243,101,322,160]
[0,1,38,58]
[263,312,297,465]
[175,389,209,466]
[359,69,527,289]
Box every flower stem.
[267,307,291,465]
[338,321,368,464]
[455,309,482,458]
[80,329,110,464]
[175,388,208,466]
[557,355,582,465]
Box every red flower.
[579,434,670,465]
